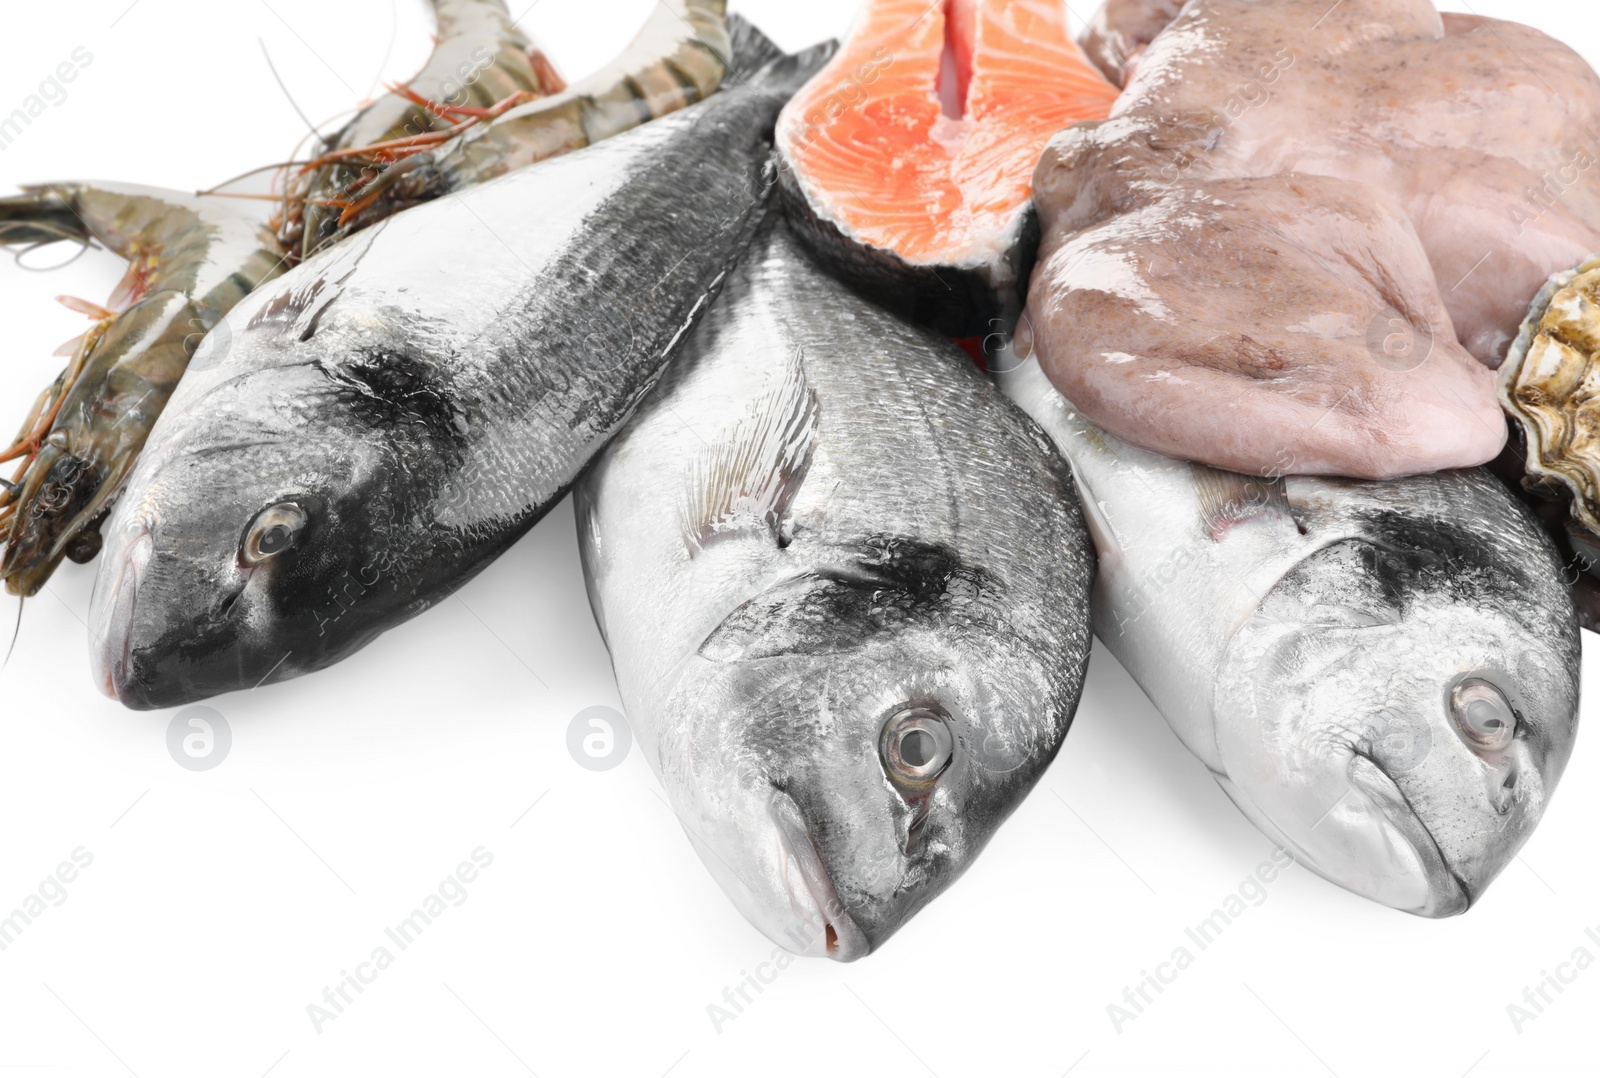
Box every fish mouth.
[89,522,151,704]
[1343,752,1469,918]
[1214,603,1483,917]
[1216,750,1471,919]
[767,790,870,961]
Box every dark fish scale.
[697,539,991,663]
[93,45,838,708]
[323,348,469,452]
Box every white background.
[0,2,1597,1076]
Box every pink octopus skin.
[1079,0,1186,87]
[1031,0,1600,480]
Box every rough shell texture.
[1500,254,1600,538]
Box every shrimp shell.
[282,0,560,262]
[0,183,285,596]
[312,0,732,242]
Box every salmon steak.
[776,0,1118,336]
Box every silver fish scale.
[1001,356,1581,918]
[578,221,1095,957]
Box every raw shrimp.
[294,0,733,246]
[0,183,285,596]
[279,0,564,262]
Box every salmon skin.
[776,0,1118,336]
[87,42,836,709]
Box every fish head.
[89,313,459,708]
[654,550,1083,960]
[1212,499,1580,917]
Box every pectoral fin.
[1192,466,1293,542]
[679,347,818,555]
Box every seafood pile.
[3,0,1595,957]
[93,32,812,705]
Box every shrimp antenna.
[195,162,314,197]
[5,235,91,273]
[365,0,401,101]
[2,595,21,671]
[259,38,323,143]
[196,109,363,197]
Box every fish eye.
[241,502,308,565]
[880,707,955,784]
[1450,678,1517,754]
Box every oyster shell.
[1499,254,1600,539]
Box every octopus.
[1025,0,1600,480]
[1079,0,1186,87]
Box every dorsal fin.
[247,219,384,340]
[1191,466,1292,542]
[679,347,819,556]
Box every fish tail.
[725,14,785,82]
[743,38,839,99]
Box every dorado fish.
[1000,357,1581,916]
[88,43,834,709]
[576,222,1094,958]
